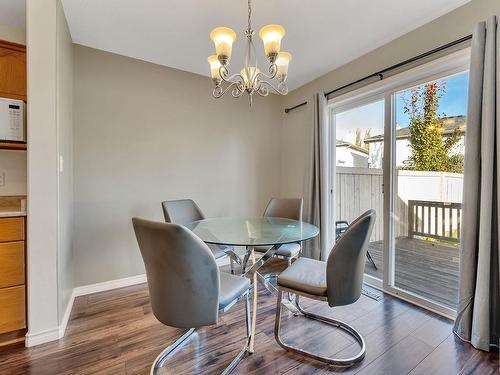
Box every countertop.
[0,196,27,217]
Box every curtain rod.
[284,34,472,114]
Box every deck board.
[365,237,459,309]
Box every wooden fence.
[335,167,464,242]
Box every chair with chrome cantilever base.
[132,218,252,375]
[244,198,303,273]
[162,199,241,274]
[274,210,376,366]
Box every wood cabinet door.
[0,217,25,243]
[0,242,24,288]
[0,285,26,334]
[0,41,27,101]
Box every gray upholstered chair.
[162,199,240,273]
[251,198,303,269]
[132,218,252,375]
[274,209,376,366]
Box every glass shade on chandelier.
[207,0,291,105]
[258,24,285,63]
[210,27,237,66]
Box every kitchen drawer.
[0,217,25,242]
[0,242,24,288]
[0,285,26,334]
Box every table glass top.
[185,217,319,247]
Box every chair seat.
[277,257,327,297]
[254,242,301,258]
[208,244,232,259]
[219,272,250,309]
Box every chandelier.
[207,0,291,105]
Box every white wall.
[26,0,75,345]
[279,0,500,197]
[56,0,74,327]
[26,0,59,344]
[72,45,282,287]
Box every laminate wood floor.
[0,260,498,375]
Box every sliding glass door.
[331,51,469,317]
[332,97,385,283]
[390,72,468,311]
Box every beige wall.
[279,0,500,198]
[0,23,27,197]
[0,23,26,44]
[56,0,74,326]
[0,150,27,195]
[72,45,282,286]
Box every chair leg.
[150,328,196,375]
[366,251,378,270]
[221,293,253,375]
[152,295,252,375]
[274,290,366,367]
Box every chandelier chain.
[247,0,252,31]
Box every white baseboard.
[25,326,61,347]
[73,274,147,297]
[58,290,76,338]
[26,274,147,347]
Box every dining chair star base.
[274,289,365,366]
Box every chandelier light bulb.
[240,67,260,89]
[207,55,222,84]
[259,24,285,63]
[275,52,292,82]
[210,27,237,66]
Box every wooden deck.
[365,237,460,309]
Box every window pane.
[392,72,468,309]
[334,99,384,280]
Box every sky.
[335,71,469,143]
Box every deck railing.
[408,200,462,243]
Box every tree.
[403,82,463,172]
[355,128,362,148]
[354,128,371,150]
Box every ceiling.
[0,0,26,30]
[63,1,468,90]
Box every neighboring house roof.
[363,115,466,144]
[336,140,369,154]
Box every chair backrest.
[263,198,303,221]
[162,199,205,225]
[132,217,220,328]
[326,210,376,307]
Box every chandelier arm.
[256,79,288,96]
[219,66,246,84]
[255,64,278,81]
[212,78,245,99]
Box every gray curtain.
[453,16,500,352]
[303,93,330,260]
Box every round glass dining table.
[185,217,319,352]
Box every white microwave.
[0,98,25,142]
